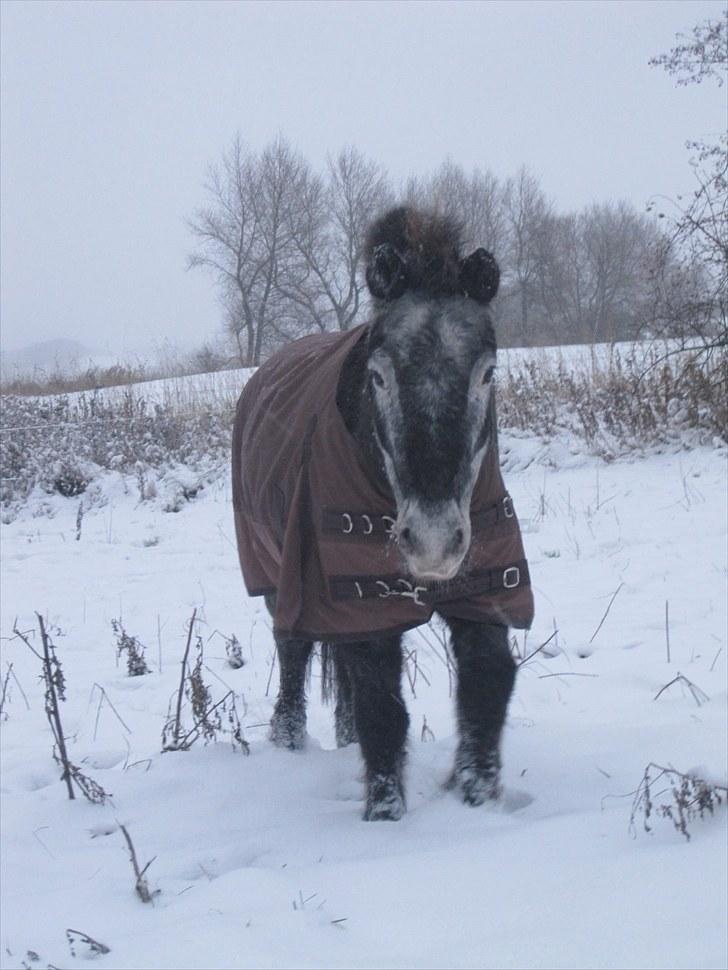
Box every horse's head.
[363,207,500,582]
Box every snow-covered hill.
[0,339,119,379]
[1,433,726,969]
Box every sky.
[1,0,726,358]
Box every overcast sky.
[1,0,725,358]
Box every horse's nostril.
[399,526,412,546]
[454,527,464,547]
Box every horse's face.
[366,287,497,582]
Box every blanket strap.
[322,494,516,539]
[329,559,530,607]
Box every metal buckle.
[341,513,354,534]
[375,580,391,598]
[361,514,373,535]
[503,566,520,589]
[396,579,427,607]
[503,496,514,519]
[411,586,427,606]
[381,515,396,535]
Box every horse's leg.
[269,636,313,750]
[341,636,408,821]
[333,651,358,748]
[444,616,516,805]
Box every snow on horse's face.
[364,212,500,582]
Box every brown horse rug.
[232,325,534,642]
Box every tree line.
[187,15,725,367]
[187,141,669,364]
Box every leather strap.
[329,558,530,607]
[321,494,516,540]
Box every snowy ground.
[50,337,680,411]
[1,434,726,969]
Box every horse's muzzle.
[396,501,470,581]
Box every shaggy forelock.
[365,206,465,298]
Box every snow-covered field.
[1,419,726,968]
[51,338,677,411]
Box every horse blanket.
[232,325,534,642]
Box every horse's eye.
[482,366,495,385]
[370,369,385,389]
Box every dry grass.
[1,343,724,519]
[497,345,726,455]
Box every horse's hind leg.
[444,617,516,805]
[333,652,358,748]
[341,636,408,821]
[270,637,313,750]
[320,643,358,748]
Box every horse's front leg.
[444,616,516,805]
[270,637,313,750]
[341,637,408,821]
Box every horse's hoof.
[363,773,406,821]
[446,767,501,806]
[269,711,306,750]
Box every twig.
[66,929,110,958]
[124,758,153,773]
[119,824,158,903]
[665,600,671,663]
[8,664,30,710]
[33,826,56,859]
[172,608,197,746]
[589,582,624,644]
[173,690,244,750]
[0,662,13,718]
[31,615,75,799]
[15,616,109,803]
[90,683,132,740]
[538,672,599,679]
[265,647,277,697]
[203,662,236,694]
[518,629,558,667]
[417,621,455,696]
[420,715,435,742]
[654,672,709,706]
[709,646,722,672]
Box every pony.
[232,206,533,820]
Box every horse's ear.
[366,243,408,301]
[460,248,500,304]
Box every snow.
[48,337,680,411]
[1,428,726,969]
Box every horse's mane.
[365,207,464,297]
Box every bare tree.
[188,136,309,366]
[277,147,392,334]
[581,202,656,343]
[414,160,505,254]
[502,168,551,345]
[646,10,727,356]
[649,10,727,87]
[534,204,657,344]
[533,212,588,343]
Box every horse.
[232,206,534,821]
